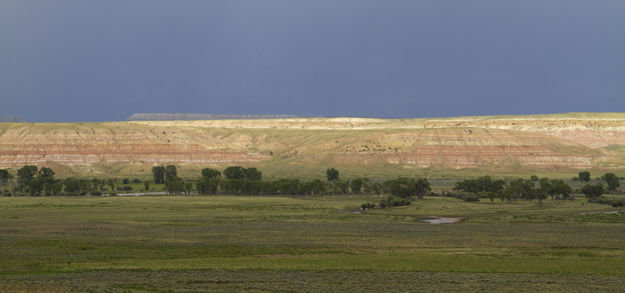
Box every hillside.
[1,113,624,178]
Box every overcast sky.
[1,0,624,122]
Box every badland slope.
[0,113,624,177]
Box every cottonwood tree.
[106,178,115,193]
[224,166,246,180]
[414,178,431,200]
[540,178,572,200]
[201,168,221,179]
[0,169,11,195]
[152,166,166,184]
[505,178,536,201]
[245,168,262,180]
[578,171,591,182]
[17,165,38,191]
[326,168,339,181]
[38,167,55,179]
[165,165,178,181]
[581,184,604,201]
[166,178,185,194]
[350,178,363,193]
[602,173,620,192]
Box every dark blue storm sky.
[1,0,624,122]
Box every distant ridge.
[0,116,27,122]
[126,113,300,121]
[2,112,625,176]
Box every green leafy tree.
[166,178,185,194]
[38,167,55,179]
[539,178,553,200]
[91,178,102,192]
[152,166,166,184]
[578,171,591,182]
[541,178,572,200]
[361,178,373,193]
[350,178,363,193]
[220,179,243,195]
[201,168,221,179]
[414,178,431,200]
[331,180,349,194]
[0,169,11,195]
[106,178,115,193]
[16,165,39,194]
[64,178,83,196]
[372,182,382,197]
[26,177,45,195]
[326,168,339,181]
[505,178,536,201]
[165,165,178,181]
[17,165,38,185]
[602,173,620,192]
[49,181,63,196]
[454,176,504,194]
[581,184,604,201]
[260,181,275,195]
[245,168,262,180]
[552,179,572,200]
[184,182,193,195]
[224,166,246,179]
[196,177,220,194]
[387,178,416,199]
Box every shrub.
[379,196,411,208]
[361,203,376,210]
[595,196,625,207]
[463,194,480,202]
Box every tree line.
[1,165,622,208]
[450,171,622,204]
[0,165,152,196]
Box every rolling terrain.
[1,195,625,291]
[1,113,624,178]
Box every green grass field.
[1,194,625,292]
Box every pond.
[421,216,463,224]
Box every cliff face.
[0,113,624,175]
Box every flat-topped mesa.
[128,113,625,148]
[126,113,300,121]
[0,113,624,174]
[0,116,27,123]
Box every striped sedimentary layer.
[0,113,623,171]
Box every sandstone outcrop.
[0,113,623,175]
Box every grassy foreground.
[1,195,625,292]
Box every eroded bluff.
[0,114,624,173]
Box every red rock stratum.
[1,113,624,176]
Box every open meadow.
[1,194,625,292]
